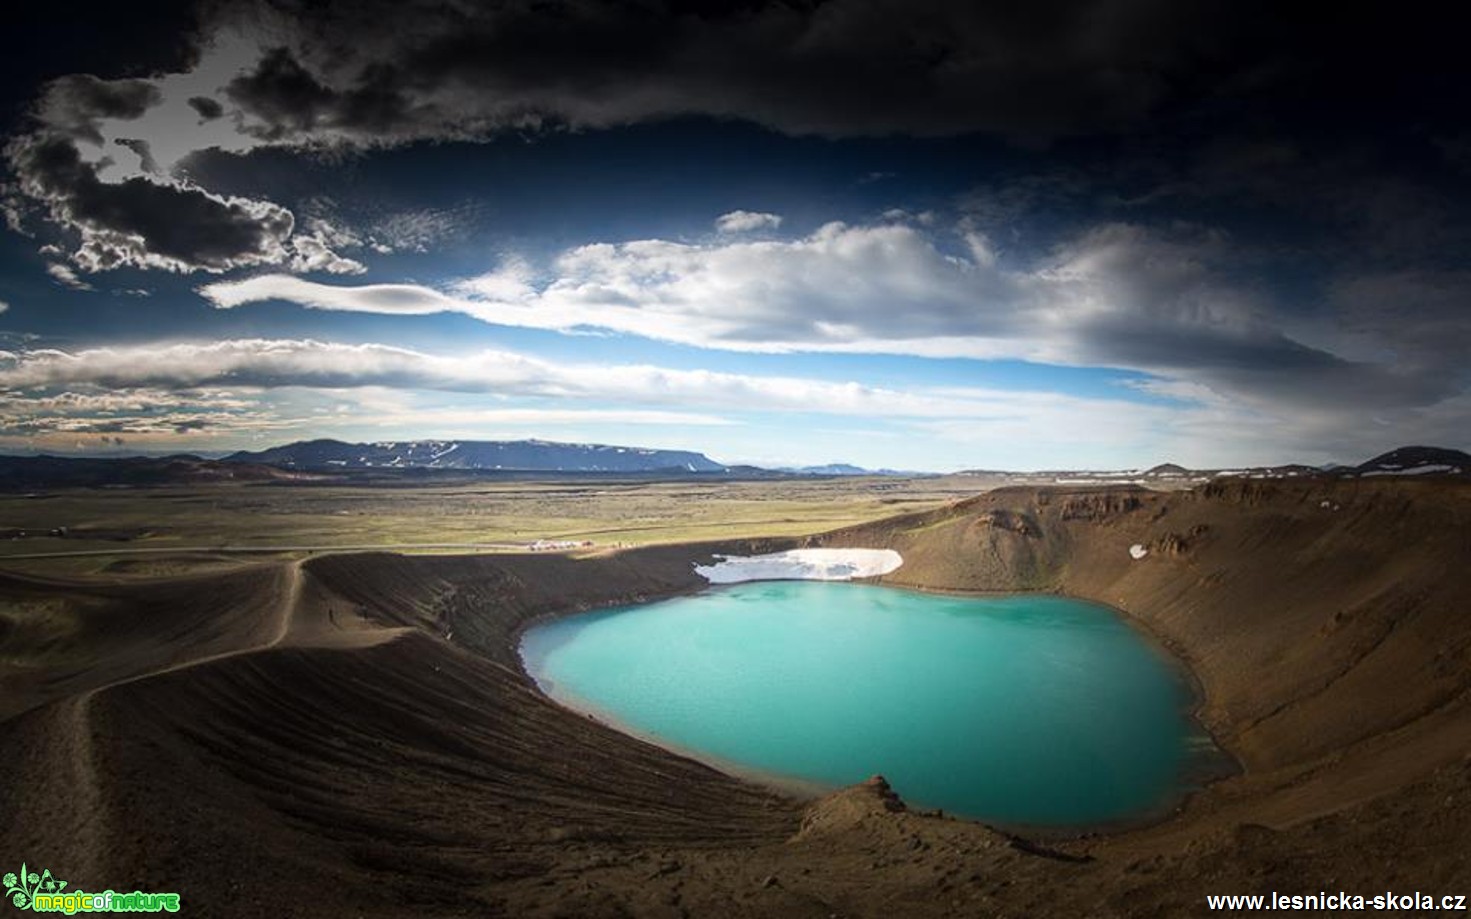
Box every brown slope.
[815,478,1471,782]
[0,548,801,916]
[0,563,296,720]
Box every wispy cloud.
[0,337,1091,418]
[330,405,735,429]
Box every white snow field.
[694,548,904,583]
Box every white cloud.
[199,220,1420,414]
[287,219,368,275]
[715,210,783,233]
[450,257,537,302]
[0,300,8,314]
[199,222,1019,351]
[46,262,94,290]
[202,276,465,315]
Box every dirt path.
[75,561,304,699]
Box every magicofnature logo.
[4,864,179,914]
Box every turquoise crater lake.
[521,581,1204,826]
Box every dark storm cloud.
[209,0,1259,143]
[1072,316,1451,411]
[10,0,1469,280]
[187,96,224,120]
[3,49,366,273]
[1332,271,1471,373]
[36,74,161,144]
[225,47,417,140]
[225,48,336,138]
[8,134,294,272]
[115,137,159,173]
[194,0,1471,151]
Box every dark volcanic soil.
[2,479,1469,916]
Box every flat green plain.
[0,476,979,574]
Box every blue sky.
[3,2,1469,471]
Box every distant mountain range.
[224,438,727,474]
[780,463,920,476]
[958,445,1471,485]
[1352,445,1471,477]
[0,441,1466,490]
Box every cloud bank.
[198,219,1450,417]
[5,336,1468,468]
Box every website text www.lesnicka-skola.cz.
[1207,892,1468,911]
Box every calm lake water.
[520,581,1201,826]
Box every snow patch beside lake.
[695,548,903,584]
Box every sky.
[2,1,1469,471]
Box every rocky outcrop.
[795,775,909,841]
[976,509,1040,538]
[1056,491,1144,521]
[1148,523,1209,557]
